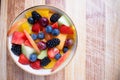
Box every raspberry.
[46,38,60,48]
[41,57,51,66]
[11,44,21,56]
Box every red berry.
[30,60,41,69]
[32,23,40,33]
[51,22,58,29]
[47,48,59,58]
[18,54,30,65]
[60,25,74,34]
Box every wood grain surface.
[0,0,120,80]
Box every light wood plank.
[7,0,46,80]
[0,0,7,80]
[105,0,120,80]
[65,0,86,80]
[45,0,65,80]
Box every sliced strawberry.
[51,22,58,29]
[24,40,32,48]
[12,31,27,45]
[32,23,40,33]
[18,54,30,65]
[30,60,41,69]
[51,50,70,72]
[24,30,40,54]
[60,25,74,34]
[47,48,59,58]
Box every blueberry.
[63,46,69,53]
[52,29,60,36]
[32,11,41,22]
[29,53,37,62]
[31,34,37,40]
[45,25,53,33]
[55,53,61,60]
[28,17,35,24]
[50,13,60,22]
[37,32,45,39]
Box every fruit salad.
[7,7,76,72]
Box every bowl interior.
[8,5,77,76]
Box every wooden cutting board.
[0,0,120,80]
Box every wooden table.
[0,0,120,80]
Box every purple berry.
[65,39,73,46]
[39,17,49,27]
[37,41,47,50]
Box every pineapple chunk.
[36,9,49,18]
[43,59,57,69]
[25,10,32,18]
[18,21,32,34]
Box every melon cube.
[56,34,67,50]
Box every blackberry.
[11,44,21,56]
[46,38,60,48]
[50,13,60,22]
[41,57,51,66]
[32,11,41,22]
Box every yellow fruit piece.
[18,21,32,34]
[48,12,54,24]
[43,59,57,69]
[60,50,64,55]
[25,10,32,18]
[56,34,67,50]
[35,39,40,43]
[36,9,49,18]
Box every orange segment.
[24,30,40,54]
[7,18,27,36]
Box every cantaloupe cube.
[56,34,67,50]
[7,18,27,36]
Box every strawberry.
[18,54,30,65]
[32,23,40,33]
[47,48,59,58]
[60,25,74,34]
[51,22,58,29]
[30,60,41,69]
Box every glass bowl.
[7,5,78,76]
